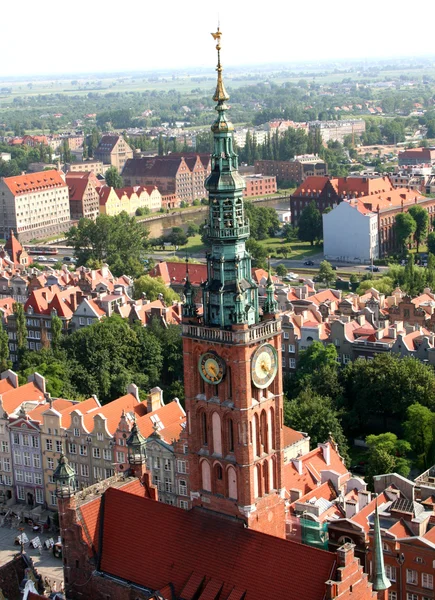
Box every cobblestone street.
[0,521,64,591]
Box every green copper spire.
[263,259,278,315]
[182,257,197,318]
[371,497,391,592]
[202,29,259,328]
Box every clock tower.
[181,29,286,539]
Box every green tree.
[0,319,11,372]
[298,201,322,245]
[427,232,435,256]
[167,227,188,247]
[395,212,416,253]
[105,166,124,189]
[246,238,268,269]
[284,389,349,465]
[13,302,27,361]
[366,432,411,486]
[404,403,435,469]
[187,223,200,237]
[148,318,183,386]
[18,349,74,399]
[408,205,429,253]
[318,260,335,287]
[133,275,180,304]
[66,212,149,277]
[275,264,287,277]
[427,253,435,289]
[51,315,63,354]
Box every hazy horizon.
[3,0,435,78]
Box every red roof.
[84,486,337,600]
[60,396,101,430]
[136,400,185,443]
[2,170,66,196]
[0,381,45,415]
[83,393,141,435]
[283,426,305,447]
[150,261,207,286]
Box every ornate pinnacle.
[211,28,230,104]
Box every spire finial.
[211,27,230,104]
[371,495,391,592]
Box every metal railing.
[182,319,280,345]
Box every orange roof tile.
[60,396,100,429]
[283,426,305,447]
[27,399,74,421]
[0,377,14,394]
[0,381,45,415]
[136,400,185,443]
[351,492,389,532]
[84,393,141,435]
[3,170,66,196]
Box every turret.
[371,497,391,599]
[263,260,278,317]
[126,420,147,478]
[53,453,76,499]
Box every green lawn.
[257,236,322,260]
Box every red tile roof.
[60,396,100,430]
[136,400,185,443]
[89,486,337,600]
[2,170,66,196]
[150,261,207,286]
[351,492,389,532]
[0,381,45,415]
[83,393,141,435]
[283,426,305,447]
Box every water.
[145,197,290,239]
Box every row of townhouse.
[0,369,187,514]
[287,466,435,600]
[98,184,162,216]
[278,282,435,376]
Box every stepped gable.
[82,486,337,600]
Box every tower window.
[228,419,234,453]
[202,412,208,445]
[216,464,223,480]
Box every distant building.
[0,170,71,242]
[323,199,379,263]
[122,153,211,204]
[66,160,104,176]
[398,147,435,166]
[255,155,327,185]
[66,171,101,221]
[308,119,365,144]
[98,185,162,216]
[0,152,11,162]
[0,231,31,267]
[94,135,133,173]
[243,174,277,197]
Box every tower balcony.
[182,319,281,345]
[205,223,250,240]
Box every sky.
[2,0,435,77]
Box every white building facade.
[323,200,379,264]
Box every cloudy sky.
[2,0,435,76]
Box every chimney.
[345,499,359,518]
[127,383,140,401]
[358,489,371,509]
[319,442,331,465]
[147,387,163,413]
[27,372,46,394]
[357,314,366,326]
[1,369,18,388]
[292,458,303,475]
[388,327,397,339]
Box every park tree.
[13,302,27,360]
[275,264,287,277]
[427,232,435,257]
[66,212,149,277]
[167,227,188,247]
[0,319,11,372]
[318,260,335,287]
[284,389,349,465]
[427,253,435,289]
[105,166,124,189]
[245,203,280,240]
[187,223,200,237]
[246,238,268,269]
[18,349,74,399]
[298,201,322,245]
[148,318,183,387]
[51,314,63,354]
[408,205,429,253]
[133,275,180,304]
[395,212,416,253]
[404,403,435,469]
[366,432,411,486]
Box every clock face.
[251,344,277,389]
[199,352,225,384]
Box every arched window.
[212,412,222,455]
[268,407,275,450]
[201,460,211,492]
[256,463,262,498]
[201,412,208,445]
[263,461,269,495]
[270,456,277,490]
[227,366,232,398]
[227,466,237,500]
[260,410,268,454]
[227,418,234,453]
[213,462,225,496]
[252,413,260,457]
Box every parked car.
[365,265,379,272]
[36,256,47,262]
[47,257,58,263]
[63,256,75,263]
[304,260,315,266]
[287,272,298,279]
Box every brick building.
[243,173,277,197]
[0,170,71,242]
[398,147,435,166]
[66,171,101,221]
[94,135,133,173]
[255,155,327,184]
[122,153,211,204]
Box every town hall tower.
[182,29,286,538]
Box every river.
[144,196,291,239]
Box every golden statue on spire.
[211,27,230,104]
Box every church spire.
[371,497,391,594]
[263,258,278,316]
[202,29,259,329]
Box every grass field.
[257,236,322,260]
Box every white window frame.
[177,460,187,474]
[92,447,101,459]
[422,573,433,590]
[406,569,418,585]
[179,479,187,496]
[35,488,44,504]
[17,486,25,500]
